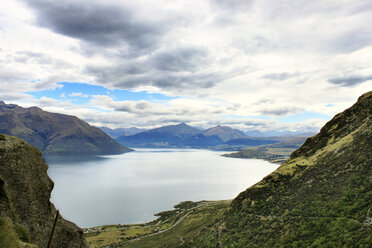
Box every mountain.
[180,133,224,147]
[223,136,308,163]
[116,123,282,148]
[99,126,146,138]
[201,125,247,142]
[0,134,87,247]
[0,101,132,155]
[184,91,372,247]
[117,123,200,147]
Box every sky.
[0,0,371,133]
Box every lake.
[46,149,278,227]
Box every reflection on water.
[47,148,278,227]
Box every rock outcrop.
[0,134,88,247]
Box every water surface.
[46,149,278,227]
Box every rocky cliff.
[0,134,88,247]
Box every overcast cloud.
[0,0,371,132]
[328,75,372,87]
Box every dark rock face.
[0,134,88,247]
[0,102,132,155]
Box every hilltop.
[0,101,132,155]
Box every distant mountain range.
[112,123,305,149]
[116,123,201,147]
[0,101,132,155]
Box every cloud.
[263,71,300,81]
[2,0,372,134]
[328,75,372,87]
[150,47,209,72]
[0,67,30,83]
[13,51,71,67]
[91,95,156,114]
[259,106,303,116]
[23,0,166,54]
[90,95,236,119]
[86,59,227,92]
[329,28,372,54]
[69,92,89,97]
[209,0,253,12]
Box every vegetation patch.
[84,200,230,248]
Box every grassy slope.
[84,201,230,248]
[187,92,372,247]
[0,217,37,248]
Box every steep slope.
[202,125,247,142]
[184,91,372,247]
[0,101,131,155]
[117,123,200,147]
[0,134,87,247]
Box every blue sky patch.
[325,104,335,107]
[27,82,177,105]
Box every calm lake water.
[46,149,278,227]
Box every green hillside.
[186,91,372,247]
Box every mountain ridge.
[116,123,269,148]
[0,102,132,155]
